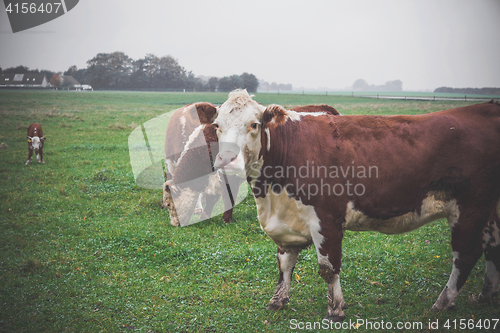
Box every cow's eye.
[213,122,219,129]
[251,123,258,129]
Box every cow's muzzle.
[215,151,238,169]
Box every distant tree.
[63,65,86,84]
[64,65,78,76]
[137,54,189,90]
[190,74,208,92]
[270,82,278,90]
[182,71,205,91]
[3,65,30,73]
[72,69,86,84]
[218,75,244,92]
[278,83,293,91]
[207,77,218,92]
[258,80,269,91]
[434,86,500,95]
[241,72,259,92]
[50,74,61,88]
[40,69,56,82]
[156,55,187,89]
[353,79,369,91]
[85,51,133,89]
[0,67,2,75]
[384,80,403,91]
[130,54,156,89]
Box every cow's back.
[164,104,202,163]
[27,123,43,137]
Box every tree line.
[434,87,500,96]
[352,79,403,92]
[0,51,259,92]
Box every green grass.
[0,90,498,332]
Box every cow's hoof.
[268,297,288,310]
[324,314,345,323]
[268,302,285,311]
[223,217,233,224]
[431,303,455,312]
[478,292,497,303]
[41,160,45,164]
[478,294,489,303]
[25,161,30,165]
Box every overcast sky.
[1,0,499,91]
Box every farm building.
[60,75,82,90]
[0,73,49,88]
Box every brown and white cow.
[212,89,500,321]
[26,123,46,165]
[161,102,244,226]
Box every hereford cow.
[212,89,500,322]
[25,123,45,165]
[162,103,339,227]
[161,102,244,226]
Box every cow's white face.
[213,90,266,176]
[28,136,44,151]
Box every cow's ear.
[27,136,32,142]
[196,102,218,124]
[41,137,46,141]
[262,104,287,130]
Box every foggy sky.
[1,0,499,91]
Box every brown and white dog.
[26,123,45,165]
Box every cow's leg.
[431,209,486,311]
[268,247,300,310]
[221,180,235,224]
[39,147,45,163]
[199,194,219,221]
[25,147,33,165]
[479,214,500,303]
[220,174,244,224]
[222,209,233,224]
[313,215,346,322]
[194,193,203,214]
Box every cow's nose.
[215,151,238,168]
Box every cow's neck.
[249,126,291,199]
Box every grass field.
[0,90,498,332]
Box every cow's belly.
[345,191,459,234]
[255,187,317,251]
